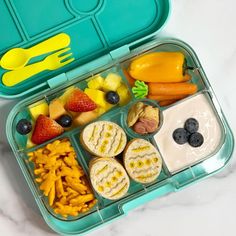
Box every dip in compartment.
[154,93,224,173]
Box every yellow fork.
[2,48,74,87]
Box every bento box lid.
[0,0,170,98]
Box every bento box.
[1,0,234,235]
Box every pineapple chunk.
[102,73,122,92]
[87,75,104,90]
[84,88,106,108]
[104,101,114,111]
[49,99,67,120]
[96,107,106,116]
[117,83,131,106]
[26,132,35,148]
[96,102,114,115]
[26,137,35,149]
[29,101,49,120]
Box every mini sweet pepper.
[129,52,187,83]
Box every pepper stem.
[183,58,194,75]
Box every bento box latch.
[110,45,130,60]
[47,73,68,89]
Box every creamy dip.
[154,93,223,173]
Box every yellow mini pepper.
[129,52,187,83]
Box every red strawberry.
[31,115,64,144]
[65,89,97,112]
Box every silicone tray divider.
[7,0,30,40]
[0,0,25,54]
[91,15,110,49]
[69,133,109,211]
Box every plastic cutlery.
[0,33,70,70]
[2,48,74,87]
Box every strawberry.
[31,115,64,144]
[65,88,97,112]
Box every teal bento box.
[0,0,234,235]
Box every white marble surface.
[0,0,235,235]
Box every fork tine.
[54,47,71,56]
[60,57,75,66]
[60,53,73,61]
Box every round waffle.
[89,157,130,200]
[80,121,127,158]
[123,139,162,184]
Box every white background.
[0,0,235,235]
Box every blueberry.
[184,118,199,133]
[173,128,190,145]
[56,115,72,127]
[189,132,204,147]
[16,119,32,135]
[105,91,120,104]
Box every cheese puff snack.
[28,139,97,218]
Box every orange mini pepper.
[129,52,188,83]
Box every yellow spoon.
[2,48,74,87]
[0,33,70,70]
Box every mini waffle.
[123,139,162,184]
[80,121,127,158]
[89,157,130,200]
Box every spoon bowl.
[1,48,29,70]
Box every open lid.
[0,0,170,98]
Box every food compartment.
[123,98,163,139]
[153,91,226,174]
[120,41,207,107]
[11,65,132,151]
[23,137,99,220]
